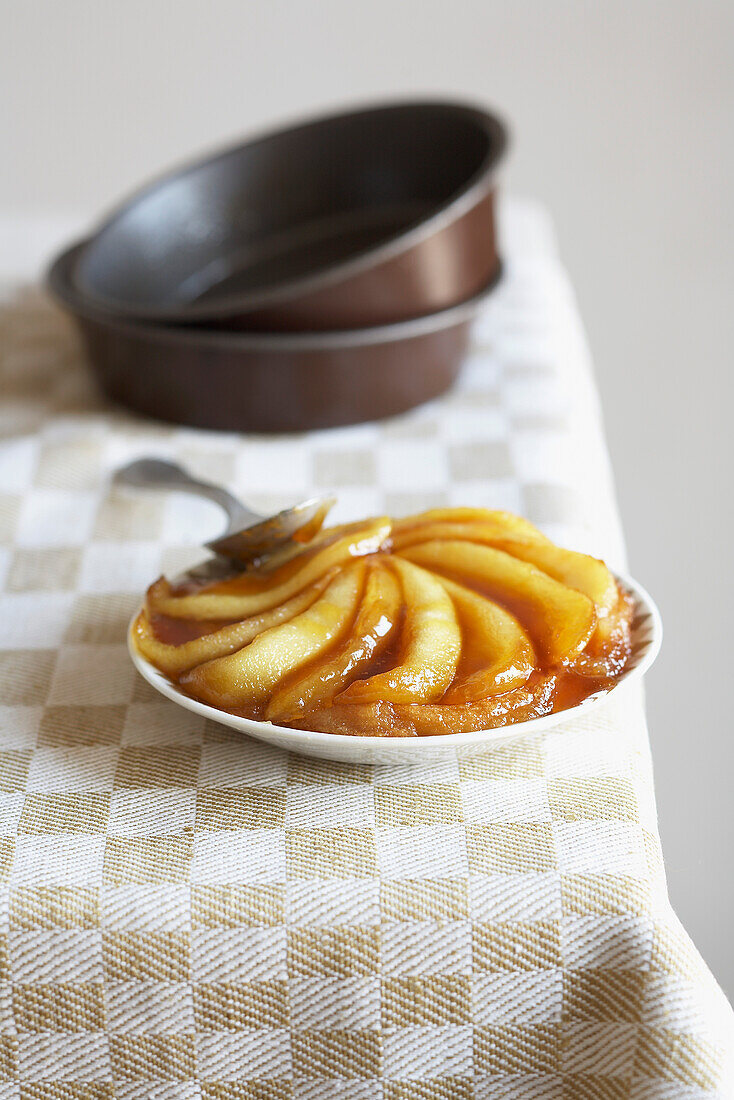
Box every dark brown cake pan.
[72,100,507,331]
[49,242,499,433]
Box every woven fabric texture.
[0,201,732,1098]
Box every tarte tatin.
[133,508,633,737]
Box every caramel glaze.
[136,511,634,737]
[151,613,236,647]
[220,575,630,733]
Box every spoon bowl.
[115,458,335,562]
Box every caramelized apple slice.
[437,577,535,702]
[252,517,387,574]
[394,522,538,553]
[266,563,402,724]
[489,539,617,616]
[567,584,633,678]
[392,509,548,547]
[133,576,331,677]
[149,519,390,620]
[399,540,595,665]
[180,563,365,712]
[337,558,460,705]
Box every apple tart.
[133,508,633,737]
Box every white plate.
[128,571,661,764]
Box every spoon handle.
[114,458,263,536]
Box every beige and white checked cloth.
[0,199,732,1098]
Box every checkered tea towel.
[0,199,732,1098]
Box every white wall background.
[3,0,733,992]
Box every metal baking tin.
[72,100,507,331]
[49,242,500,433]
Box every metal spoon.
[114,458,335,563]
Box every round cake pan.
[49,242,499,433]
[72,100,507,331]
